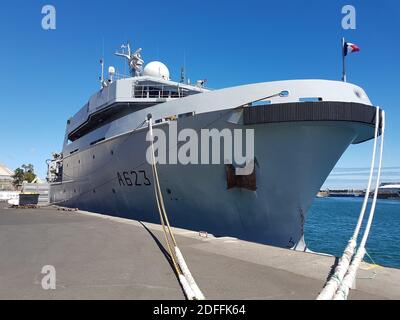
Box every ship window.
[252,100,271,106]
[299,97,323,102]
[134,86,145,98]
[67,102,158,142]
[178,112,195,118]
[132,84,199,99]
[149,87,161,98]
[90,137,106,146]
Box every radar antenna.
[115,43,144,77]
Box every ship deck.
[0,203,399,300]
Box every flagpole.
[342,37,346,82]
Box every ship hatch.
[226,164,257,191]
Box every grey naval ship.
[47,43,382,250]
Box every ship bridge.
[66,76,209,142]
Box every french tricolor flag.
[344,42,360,56]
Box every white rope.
[175,247,205,300]
[351,107,381,240]
[334,110,385,300]
[178,274,196,300]
[317,107,381,300]
[148,117,205,301]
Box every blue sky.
[0,0,399,188]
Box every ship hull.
[50,109,366,249]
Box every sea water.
[305,197,400,269]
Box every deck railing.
[132,84,192,99]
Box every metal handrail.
[113,72,208,98]
[132,84,193,99]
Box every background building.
[0,164,14,191]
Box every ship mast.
[115,43,144,77]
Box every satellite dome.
[142,61,170,80]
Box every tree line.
[13,164,37,187]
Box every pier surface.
[0,203,399,300]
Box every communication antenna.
[99,59,105,88]
[99,37,105,88]
[182,49,188,84]
[180,67,186,83]
[115,42,144,77]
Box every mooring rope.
[333,110,386,300]
[147,116,205,301]
[317,107,382,300]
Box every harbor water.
[305,197,400,269]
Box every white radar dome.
[142,61,170,80]
[108,66,115,76]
